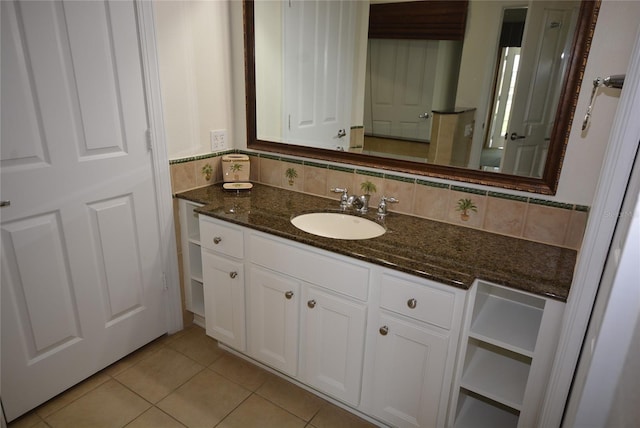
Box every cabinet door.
[302,286,366,406]
[202,250,245,351]
[370,313,449,428]
[247,266,300,376]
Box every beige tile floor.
[8,325,378,428]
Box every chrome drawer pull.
[379,326,389,336]
[407,298,417,309]
[229,271,238,279]
[307,300,316,308]
[213,237,222,244]
[285,291,294,299]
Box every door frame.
[540,28,640,426]
[136,1,182,334]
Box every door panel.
[501,1,579,176]
[302,286,366,406]
[367,39,439,142]
[371,314,449,428]
[284,0,355,149]
[202,251,246,350]
[248,266,300,376]
[1,0,166,420]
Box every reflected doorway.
[485,8,527,152]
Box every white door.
[202,251,246,351]
[501,1,579,176]
[1,1,166,421]
[366,39,439,142]
[247,266,300,376]
[370,314,449,428]
[301,285,366,406]
[284,0,355,150]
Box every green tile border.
[529,198,574,210]
[328,165,355,173]
[169,151,231,165]
[259,153,281,161]
[416,179,449,189]
[356,169,384,178]
[487,191,528,203]
[385,174,415,184]
[575,205,590,212]
[451,185,487,196]
[281,157,303,165]
[304,161,328,169]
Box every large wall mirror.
[244,0,599,194]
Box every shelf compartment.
[454,389,519,428]
[190,278,205,317]
[189,242,203,280]
[460,339,531,410]
[470,282,544,356]
[184,202,201,243]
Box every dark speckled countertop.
[176,184,576,301]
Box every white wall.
[154,1,233,159]
[226,0,640,206]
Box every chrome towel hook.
[582,74,625,131]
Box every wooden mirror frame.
[243,0,600,195]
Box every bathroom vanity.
[176,183,575,428]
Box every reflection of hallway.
[362,135,429,162]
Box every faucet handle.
[377,196,399,217]
[331,187,349,209]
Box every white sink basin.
[291,212,386,240]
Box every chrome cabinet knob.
[307,300,316,308]
[213,237,222,244]
[407,298,417,309]
[379,326,389,336]
[285,291,294,300]
[229,271,238,279]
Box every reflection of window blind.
[368,1,468,41]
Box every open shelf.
[460,339,531,410]
[184,201,201,243]
[454,390,519,428]
[190,278,205,317]
[189,242,203,280]
[470,282,544,356]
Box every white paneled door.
[1,1,167,421]
[284,0,355,150]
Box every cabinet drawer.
[380,273,456,330]
[199,216,244,258]
[250,234,369,301]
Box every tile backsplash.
[170,151,588,250]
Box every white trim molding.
[136,0,183,334]
[540,27,640,427]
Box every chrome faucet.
[377,196,399,218]
[330,187,370,213]
[331,187,349,210]
[347,194,370,213]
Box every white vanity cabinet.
[178,199,205,321]
[200,216,246,351]
[363,271,466,428]
[247,265,300,376]
[188,212,563,428]
[449,280,564,428]
[300,284,367,407]
[248,232,370,405]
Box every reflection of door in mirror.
[500,1,579,177]
[285,0,356,150]
[363,38,462,161]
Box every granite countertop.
[176,184,576,301]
